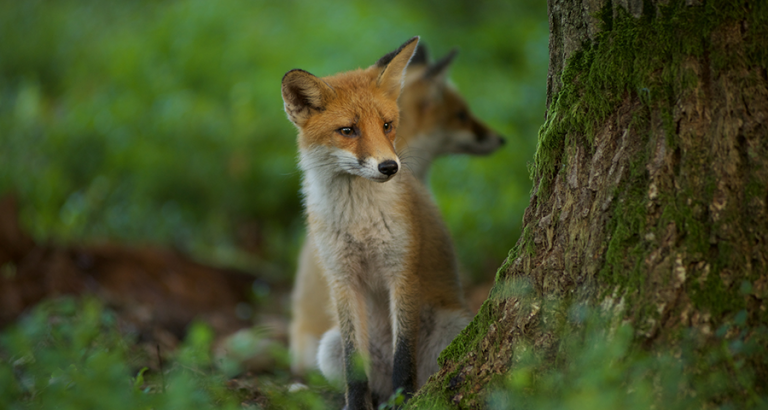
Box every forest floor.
[0,194,493,407]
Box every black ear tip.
[442,48,460,65]
[399,36,418,45]
[375,36,421,68]
[424,47,459,78]
[400,37,420,54]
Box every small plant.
[0,297,244,409]
[484,304,768,410]
[378,387,407,410]
[0,296,345,409]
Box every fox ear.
[282,69,335,126]
[374,36,420,99]
[409,42,429,67]
[424,48,458,82]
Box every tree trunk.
[411,0,768,408]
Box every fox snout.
[351,154,400,182]
[345,127,401,182]
[378,160,398,176]
[475,128,506,148]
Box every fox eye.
[338,127,355,137]
[383,122,392,133]
[456,110,469,122]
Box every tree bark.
[411,0,768,408]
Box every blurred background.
[0,0,548,287]
[5,4,766,409]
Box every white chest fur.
[300,150,411,289]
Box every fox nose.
[378,160,398,176]
[499,136,506,145]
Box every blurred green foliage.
[413,279,768,409]
[487,304,768,410]
[0,297,238,409]
[4,297,765,409]
[0,297,341,409]
[0,0,547,280]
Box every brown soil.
[0,195,266,345]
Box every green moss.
[599,150,650,292]
[523,225,535,257]
[746,1,768,70]
[419,1,768,406]
[598,0,614,32]
[406,391,452,409]
[689,263,745,318]
[530,1,742,205]
[413,300,493,408]
[496,241,521,283]
[559,0,762,315]
[744,178,767,204]
[438,297,494,367]
[439,225,537,367]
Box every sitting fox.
[281,37,473,408]
[288,43,505,376]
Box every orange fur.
[282,38,488,409]
[288,44,504,378]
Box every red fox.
[281,37,478,408]
[288,43,505,377]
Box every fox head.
[398,45,505,160]
[282,37,419,183]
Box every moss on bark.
[409,1,768,408]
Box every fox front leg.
[390,283,420,401]
[343,339,371,410]
[333,285,373,410]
